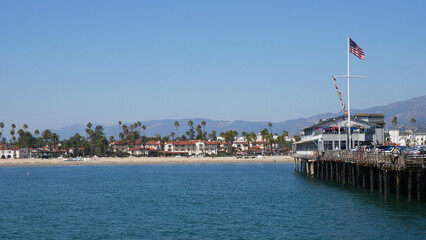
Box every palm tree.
[260,128,269,155]
[137,121,142,139]
[86,122,92,140]
[276,135,284,153]
[170,132,176,153]
[208,130,217,141]
[249,132,257,155]
[10,129,15,144]
[268,122,273,134]
[42,129,52,146]
[201,120,206,134]
[410,118,416,132]
[219,130,238,155]
[174,121,180,140]
[142,125,147,137]
[133,123,138,137]
[10,124,16,144]
[391,116,398,129]
[23,124,29,147]
[242,131,251,155]
[118,121,122,141]
[188,120,194,139]
[51,133,59,147]
[294,135,301,142]
[122,124,128,139]
[269,134,275,154]
[196,124,202,139]
[0,122,4,144]
[283,130,289,137]
[17,129,25,147]
[142,125,147,155]
[34,129,40,148]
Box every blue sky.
[1,0,425,130]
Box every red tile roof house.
[128,147,161,157]
[164,140,218,157]
[110,140,162,153]
[0,145,27,159]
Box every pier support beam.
[326,161,329,180]
[343,163,346,186]
[306,162,310,176]
[396,171,400,202]
[352,164,356,187]
[294,158,297,172]
[330,161,334,181]
[370,167,374,192]
[384,170,389,202]
[362,167,366,189]
[296,159,299,172]
[315,162,318,178]
[336,162,339,183]
[408,171,412,204]
[379,170,383,195]
[417,172,422,203]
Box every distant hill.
[52,95,425,139]
[356,95,426,129]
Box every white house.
[0,146,29,159]
[389,130,426,146]
[164,140,218,156]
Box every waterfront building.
[164,140,218,156]
[294,114,385,155]
[0,145,29,159]
[110,140,162,153]
[389,130,426,146]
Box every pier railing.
[293,150,425,170]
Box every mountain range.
[52,95,425,139]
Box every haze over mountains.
[53,95,425,139]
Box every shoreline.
[0,155,294,167]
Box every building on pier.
[294,114,385,154]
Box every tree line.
[0,120,294,157]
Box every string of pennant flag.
[332,77,347,115]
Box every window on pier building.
[324,141,334,150]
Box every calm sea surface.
[0,163,425,239]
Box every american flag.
[350,38,365,60]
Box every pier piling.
[293,150,425,203]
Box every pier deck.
[293,151,425,203]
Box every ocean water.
[0,163,424,239]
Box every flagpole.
[347,34,351,150]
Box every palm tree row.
[1,120,293,157]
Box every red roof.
[129,147,158,151]
[145,140,161,145]
[167,140,199,145]
[167,140,218,145]
[0,147,19,150]
[113,140,160,145]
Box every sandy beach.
[0,155,294,167]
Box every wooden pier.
[293,151,425,203]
